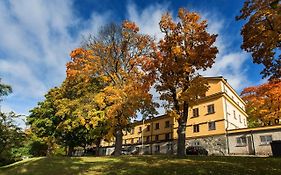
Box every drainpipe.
[223,86,230,155]
[142,119,144,154]
[250,130,256,155]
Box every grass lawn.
[0,155,281,175]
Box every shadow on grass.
[0,157,95,175]
[0,155,281,175]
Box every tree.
[236,0,281,79]
[67,22,157,156]
[0,112,25,165]
[0,79,26,165]
[0,78,12,102]
[241,79,281,125]
[156,8,218,156]
[28,77,109,156]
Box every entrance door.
[247,136,255,155]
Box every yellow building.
[100,76,248,155]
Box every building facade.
[99,77,280,156]
[227,125,281,155]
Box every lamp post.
[141,118,144,154]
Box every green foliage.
[27,77,109,156]
[0,112,25,166]
[0,79,12,101]
[29,141,48,157]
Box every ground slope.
[0,155,281,175]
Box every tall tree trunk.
[114,126,123,156]
[177,101,188,157]
[95,139,101,156]
[68,146,74,156]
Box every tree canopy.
[67,22,158,156]
[236,0,281,79]
[155,8,218,156]
[241,79,281,125]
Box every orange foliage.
[241,79,281,124]
[156,8,218,107]
[236,0,281,79]
[66,22,157,143]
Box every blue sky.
[0,0,266,126]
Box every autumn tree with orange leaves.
[67,22,157,156]
[241,79,281,126]
[236,0,281,79]
[156,8,218,156]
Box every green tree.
[28,77,109,156]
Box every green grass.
[0,155,281,175]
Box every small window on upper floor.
[138,126,142,133]
[155,123,160,130]
[146,136,150,142]
[244,119,247,126]
[155,135,159,141]
[165,121,170,128]
[207,104,215,114]
[131,128,134,134]
[165,133,170,140]
[239,115,242,123]
[193,124,200,133]
[208,121,216,131]
[260,135,272,145]
[193,108,199,117]
[233,110,236,119]
[146,125,150,132]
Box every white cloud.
[197,11,252,91]
[0,0,109,115]
[127,3,168,40]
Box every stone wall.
[186,135,227,155]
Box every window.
[131,128,134,134]
[146,136,150,143]
[155,135,159,141]
[260,135,272,145]
[165,121,170,128]
[155,123,160,130]
[193,141,200,146]
[207,104,215,114]
[236,136,247,146]
[124,139,127,144]
[155,145,160,153]
[193,124,200,133]
[233,110,236,119]
[193,108,199,117]
[146,125,150,132]
[167,143,172,151]
[239,115,242,123]
[137,137,141,143]
[144,146,150,153]
[208,122,216,131]
[131,138,134,144]
[138,126,142,133]
[165,133,170,140]
[244,119,246,126]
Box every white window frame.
[236,136,247,146]
[260,135,272,145]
